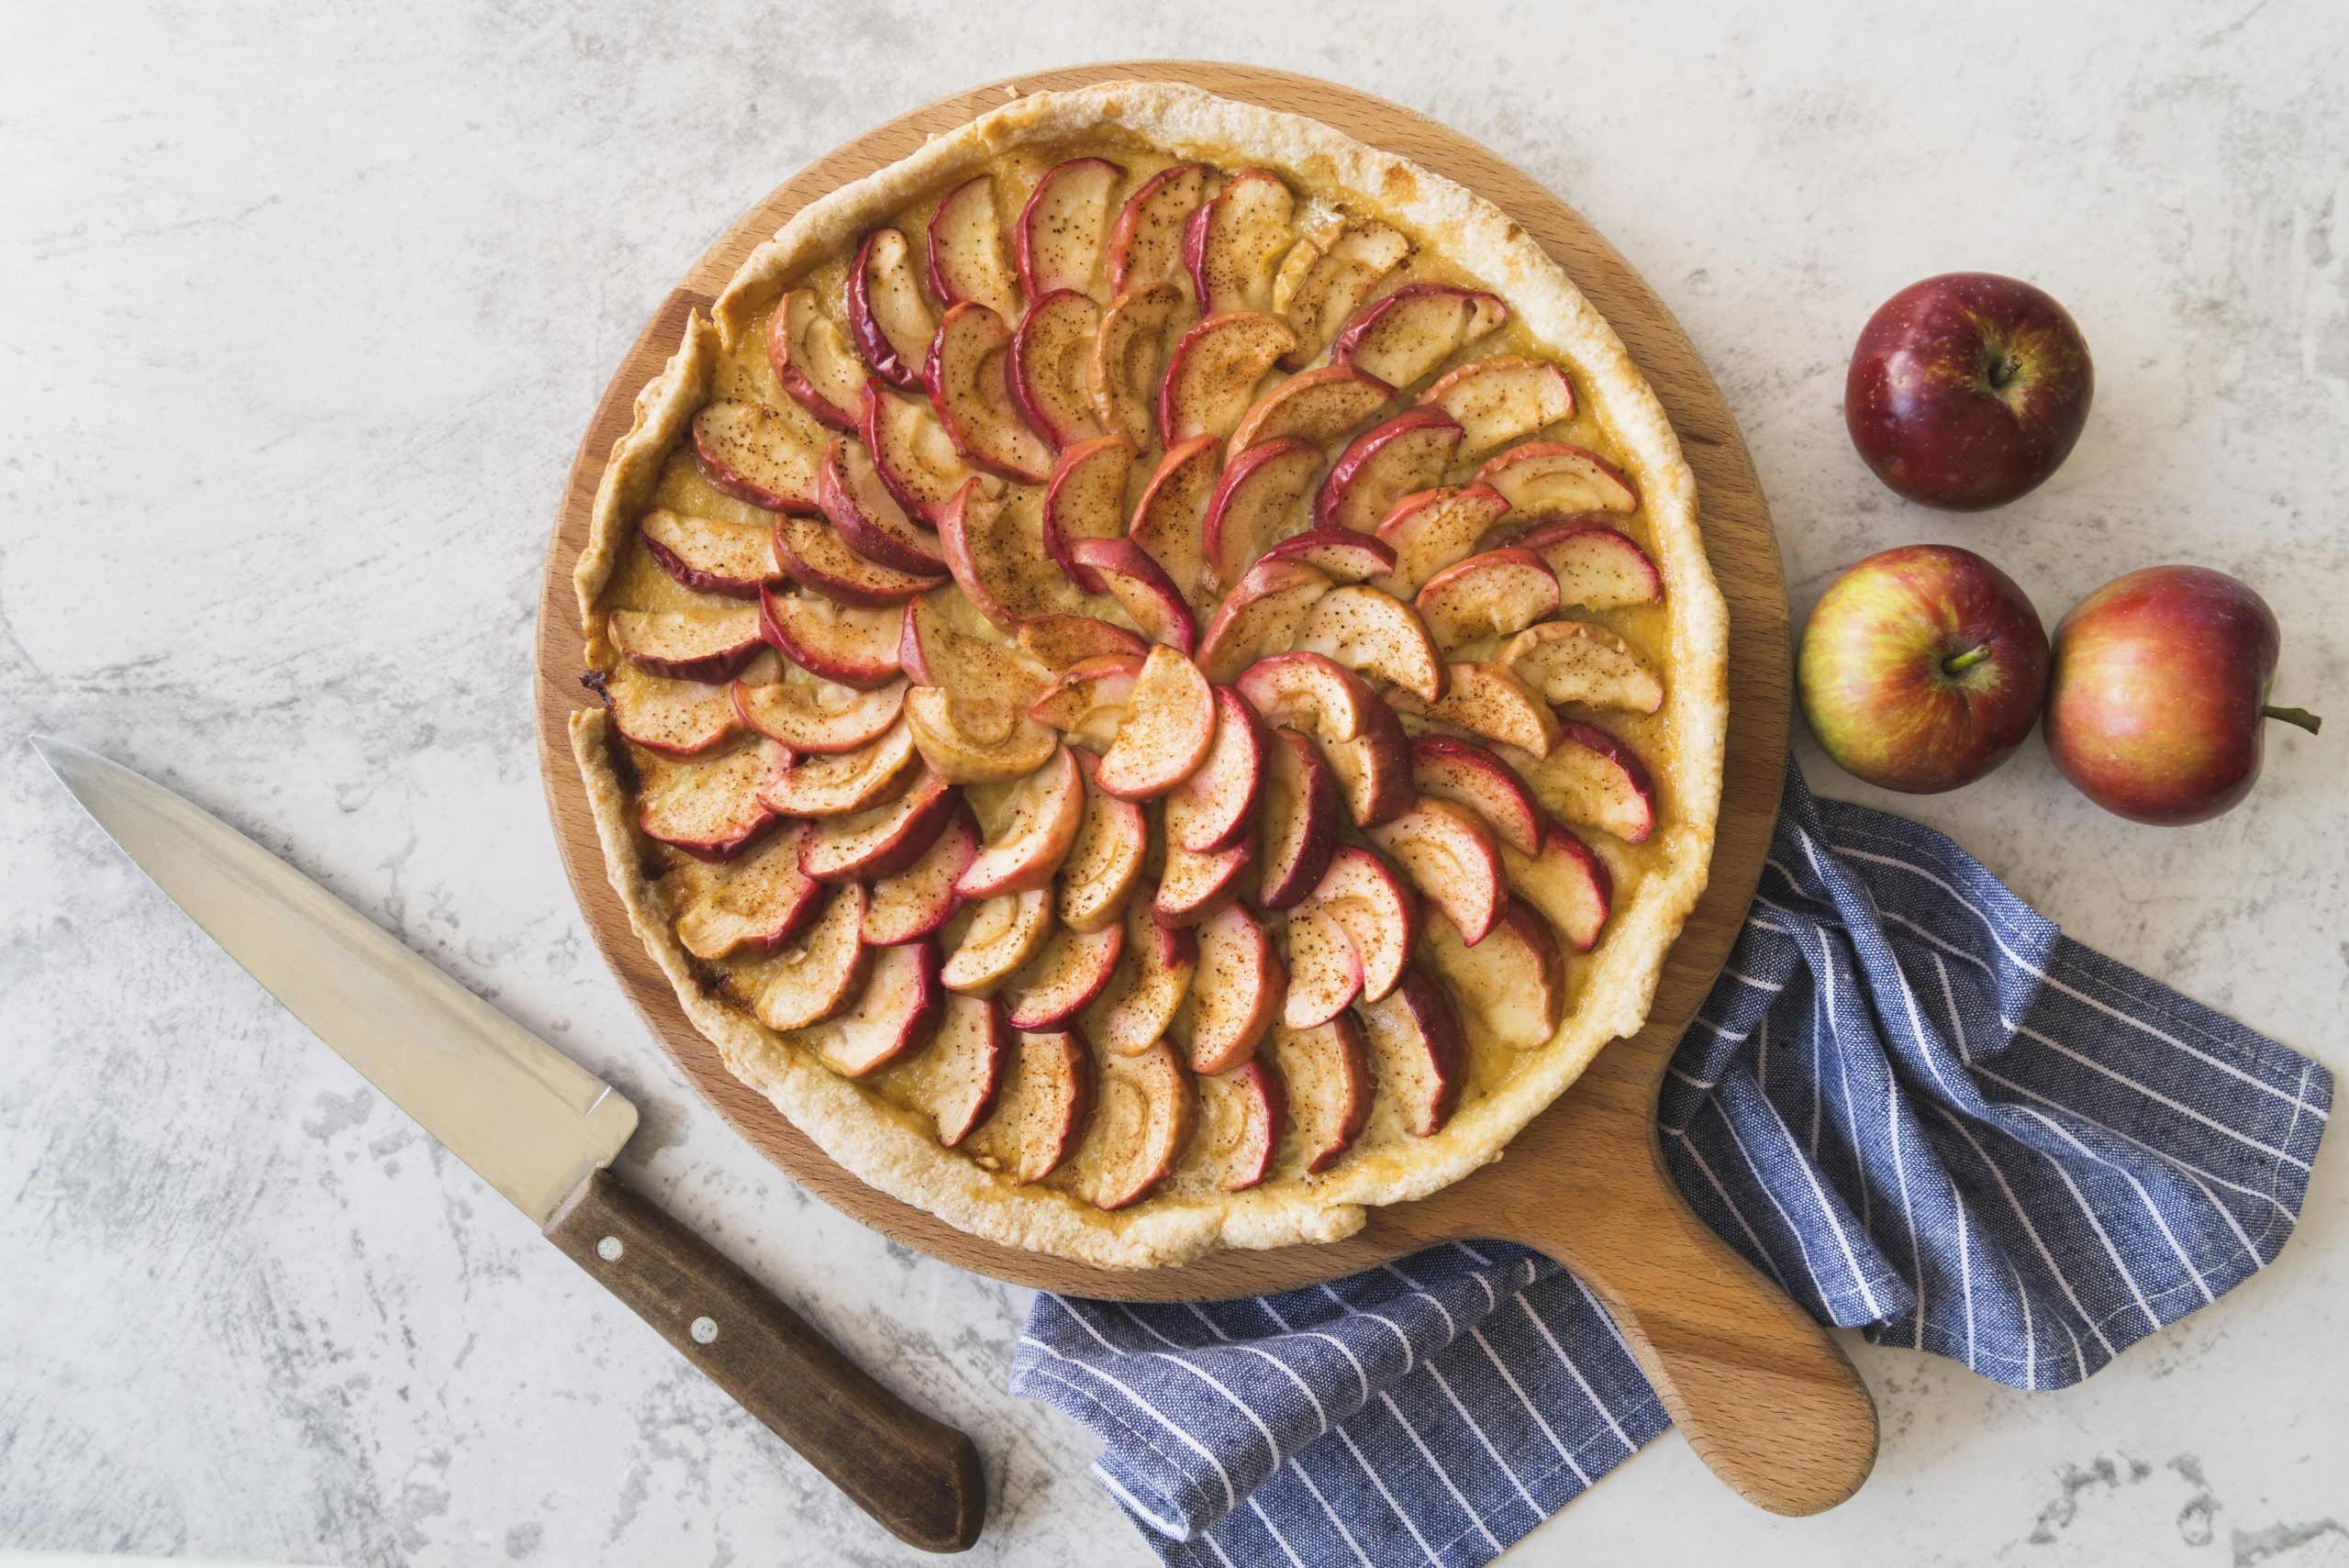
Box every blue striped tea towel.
[1011,763,2330,1567]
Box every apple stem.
[1941,646,1993,676]
[2262,705,2322,735]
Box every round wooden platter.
[536,63,1874,1517]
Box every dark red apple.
[1845,272,2093,510]
[2043,565,2320,825]
[1798,544,2049,793]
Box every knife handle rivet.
[690,1316,718,1344]
[596,1236,624,1262]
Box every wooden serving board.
[533,63,1876,1515]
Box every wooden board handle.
[545,1169,985,1551]
[1498,1153,1878,1515]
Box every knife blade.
[32,735,985,1552]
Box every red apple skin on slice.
[640,508,779,599]
[1423,897,1565,1053]
[861,798,976,945]
[1097,644,1217,801]
[1039,433,1134,593]
[1413,549,1561,653]
[1528,720,1660,844]
[1203,436,1325,592]
[1354,968,1467,1137]
[798,766,957,883]
[1127,432,1221,609]
[1196,1056,1285,1192]
[1009,288,1107,448]
[933,478,1078,633]
[1331,283,1508,390]
[1057,748,1147,933]
[1184,169,1295,315]
[817,437,946,577]
[1232,651,1375,744]
[1281,906,1364,1029]
[636,741,782,861]
[766,288,866,433]
[941,886,1053,996]
[1152,832,1254,928]
[1291,585,1448,703]
[1256,727,1342,909]
[1320,692,1416,829]
[759,717,918,818]
[847,227,937,391]
[1259,528,1396,585]
[1186,903,1285,1074]
[760,586,904,692]
[1501,816,1613,953]
[1366,795,1508,948]
[918,994,1009,1146]
[1500,619,1666,715]
[1088,283,1186,450]
[1270,1017,1371,1173]
[1408,735,1542,856]
[731,882,867,1030]
[863,379,988,527]
[1092,894,1197,1056]
[809,937,949,1079]
[674,819,823,960]
[1107,162,1208,302]
[729,675,906,755]
[999,1029,1096,1184]
[1391,661,1562,759]
[926,174,1023,322]
[1304,844,1415,1004]
[925,303,1054,484]
[1229,363,1396,455]
[602,663,738,758]
[954,744,1084,898]
[1004,918,1125,1032]
[1508,519,1664,612]
[1016,157,1125,302]
[1080,1039,1194,1211]
[608,605,766,684]
[1373,484,1516,599]
[1018,614,1150,671]
[690,400,822,516]
[1069,538,1197,657]
[1474,440,1639,517]
[773,515,943,609]
[1158,310,1298,449]
[1196,559,1331,684]
[1165,686,1267,853]
[1318,408,1464,534]
[1418,356,1575,457]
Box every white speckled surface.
[4,3,2343,1563]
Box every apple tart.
[571,81,1728,1268]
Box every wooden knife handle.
[545,1168,985,1551]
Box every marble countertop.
[5,2,2343,1563]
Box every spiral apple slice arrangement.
[596,150,1685,1213]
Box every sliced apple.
[1197,559,1332,683]
[759,587,904,691]
[1331,283,1508,390]
[1184,169,1294,315]
[1127,432,1219,608]
[1318,408,1464,534]
[1319,692,1415,829]
[602,663,737,758]
[1064,538,1192,655]
[1097,643,1216,800]
[935,479,1079,630]
[1500,619,1665,714]
[1232,651,1375,743]
[759,717,918,817]
[1372,484,1515,598]
[1165,686,1265,853]
[1354,968,1467,1137]
[608,605,765,683]
[894,592,1042,697]
[1004,918,1125,1032]
[797,765,956,882]
[1016,156,1125,301]
[766,288,867,433]
[807,937,946,1078]
[1270,1018,1370,1173]
[730,675,905,754]
[1389,661,1561,757]
[925,173,1022,322]
[1092,895,1197,1056]
[690,400,822,515]
[1185,903,1284,1073]
[1039,434,1133,593]
[1229,363,1396,454]
[1413,548,1560,652]
[1079,1040,1194,1210]
[636,741,782,860]
[1408,735,1541,856]
[1366,795,1507,947]
[1525,720,1659,844]
[941,887,1053,996]
[1256,727,1341,909]
[1281,906,1364,1029]
[773,515,943,608]
[1088,283,1185,450]
[1424,897,1564,1051]
[996,1029,1096,1184]
[674,820,823,960]
[1027,653,1141,749]
[847,227,937,391]
[1195,1056,1285,1191]
[1501,816,1613,952]
[1474,440,1639,517]
[1508,518,1664,611]
[863,380,988,526]
[1157,310,1297,448]
[1153,832,1254,927]
[1009,288,1106,448]
[1107,162,1209,301]
[918,994,1008,1145]
[640,508,780,599]
[1273,218,1409,368]
[1418,357,1575,457]
[1203,436,1324,591]
[904,684,1060,784]
[925,303,1052,484]
[861,798,976,945]
[1016,613,1150,670]
[954,744,1084,898]
[1258,528,1397,584]
[745,883,871,1030]
[1292,585,1447,703]
[1056,748,1147,934]
[817,437,945,576]
[1305,844,1415,1003]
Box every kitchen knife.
[30,735,985,1553]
